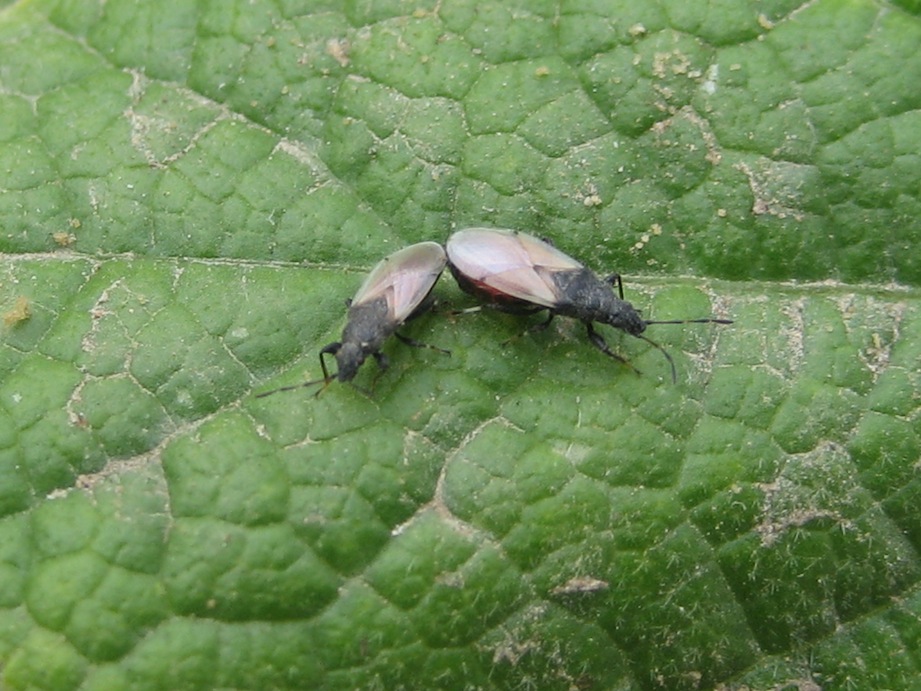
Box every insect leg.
[585,322,640,375]
[447,305,484,316]
[529,310,555,333]
[603,273,625,299]
[500,310,554,347]
[357,351,391,394]
[372,350,390,371]
[319,342,341,381]
[394,331,451,356]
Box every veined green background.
[1,0,920,689]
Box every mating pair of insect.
[257,227,732,398]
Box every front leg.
[319,342,341,381]
[528,310,554,334]
[585,323,640,376]
[372,350,389,372]
[603,273,625,300]
[500,310,554,347]
[394,331,451,356]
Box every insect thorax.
[341,297,396,354]
[551,269,646,335]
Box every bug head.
[334,342,366,382]
[601,301,648,337]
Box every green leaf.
[2,0,921,689]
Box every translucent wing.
[352,241,447,323]
[446,228,582,308]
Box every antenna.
[255,376,334,399]
[640,317,733,383]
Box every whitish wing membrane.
[447,228,582,308]
[353,241,447,323]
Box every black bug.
[445,227,731,382]
[257,241,448,397]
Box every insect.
[445,227,731,382]
[257,241,448,397]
